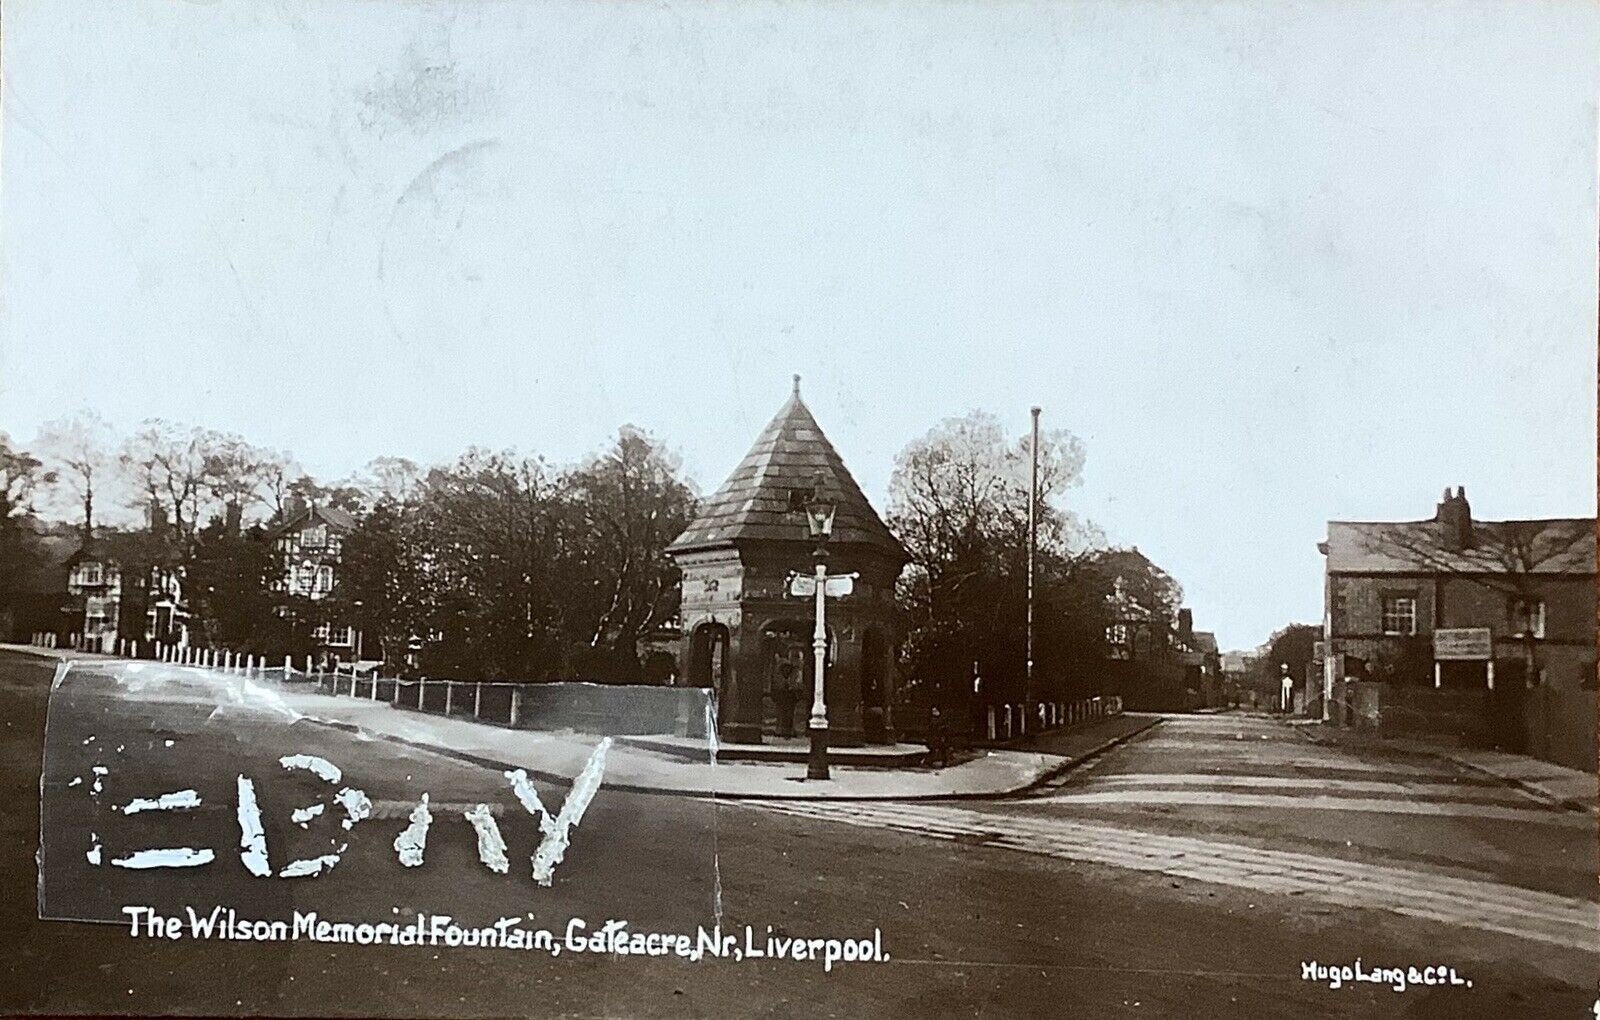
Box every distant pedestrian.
[926,705,950,768]
[773,662,799,738]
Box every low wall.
[1519,685,1598,772]
[1330,681,1595,773]
[1372,684,1488,743]
[508,682,713,738]
[311,673,714,739]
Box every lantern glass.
[805,494,836,539]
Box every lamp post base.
[806,724,830,780]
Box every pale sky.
[2,1,1596,651]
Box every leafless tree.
[201,432,277,522]
[119,420,214,545]
[1360,504,1592,684]
[34,410,118,539]
[359,455,423,505]
[256,450,303,521]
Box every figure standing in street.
[926,704,950,768]
[773,661,799,738]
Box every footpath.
[1297,719,1597,815]
[2,644,1158,800]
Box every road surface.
[2,652,1594,1017]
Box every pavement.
[1438,746,1597,813]
[5,650,1599,1017]
[0,645,1158,800]
[1296,718,1597,814]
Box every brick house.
[62,526,188,655]
[266,503,361,663]
[1318,487,1595,769]
[1104,576,1216,710]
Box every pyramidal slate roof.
[668,378,907,562]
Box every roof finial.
[792,373,801,397]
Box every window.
[315,565,334,595]
[313,623,352,647]
[75,562,103,586]
[1510,599,1546,639]
[787,487,814,512]
[302,525,327,549]
[1381,596,1417,635]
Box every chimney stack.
[224,500,243,537]
[1434,485,1473,550]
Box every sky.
[2,1,1596,651]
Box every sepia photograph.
[0,1,1596,1017]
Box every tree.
[335,498,440,670]
[257,451,303,522]
[1251,623,1321,695]
[186,519,294,655]
[200,433,278,521]
[0,434,55,607]
[889,410,1087,573]
[34,410,117,539]
[358,456,423,505]
[566,426,694,679]
[119,420,214,547]
[1359,493,1592,685]
[888,410,1098,704]
[410,448,570,679]
[285,474,367,516]
[0,433,52,528]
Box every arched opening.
[861,627,889,743]
[689,623,731,706]
[757,618,840,737]
[759,619,811,737]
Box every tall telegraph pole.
[1025,405,1041,729]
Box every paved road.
[3,654,1596,1018]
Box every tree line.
[3,409,1192,693]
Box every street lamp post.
[803,475,837,781]
[1025,406,1040,730]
